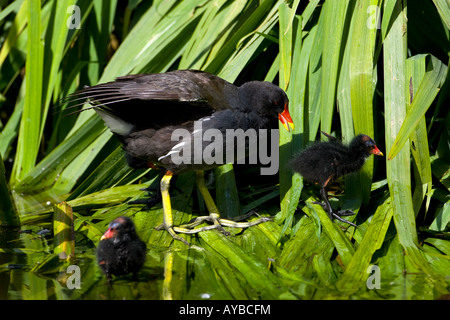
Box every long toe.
[331,212,357,227]
[176,212,271,236]
[313,201,327,209]
[155,222,190,246]
[178,213,230,236]
[336,209,355,217]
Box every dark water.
[0,225,164,300]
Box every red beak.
[371,145,383,156]
[278,102,294,132]
[100,227,115,240]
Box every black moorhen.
[65,70,294,245]
[97,216,146,285]
[290,131,383,226]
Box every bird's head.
[239,81,294,132]
[100,216,138,243]
[353,134,383,157]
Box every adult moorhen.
[97,216,146,285]
[66,70,294,245]
[290,131,383,226]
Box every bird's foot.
[155,223,193,246]
[177,211,272,236]
[154,212,272,246]
[312,201,357,227]
[331,211,357,227]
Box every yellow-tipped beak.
[372,146,383,156]
[100,228,114,241]
[278,103,294,132]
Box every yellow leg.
[178,170,272,232]
[155,170,272,246]
[194,170,219,214]
[161,172,174,227]
[154,171,190,246]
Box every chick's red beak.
[371,145,383,156]
[100,227,115,241]
[278,102,294,132]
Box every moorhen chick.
[97,216,146,285]
[290,131,383,226]
[65,70,294,245]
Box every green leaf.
[11,0,44,182]
[199,229,294,299]
[320,0,349,134]
[405,55,434,216]
[383,0,447,293]
[429,201,450,232]
[306,201,355,266]
[278,2,292,90]
[348,0,379,205]
[388,55,447,160]
[432,0,450,30]
[278,10,303,231]
[336,197,394,293]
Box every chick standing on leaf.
[290,132,383,227]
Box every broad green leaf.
[214,0,281,81]
[278,3,300,229]
[383,0,446,293]
[429,201,450,232]
[199,229,295,299]
[306,201,355,266]
[349,0,379,205]
[11,0,44,182]
[405,55,434,216]
[0,0,27,67]
[278,2,292,90]
[388,55,447,160]
[13,118,107,192]
[336,197,393,293]
[320,0,348,134]
[432,0,450,30]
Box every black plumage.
[97,216,146,284]
[65,70,294,245]
[290,132,383,226]
[65,70,293,174]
